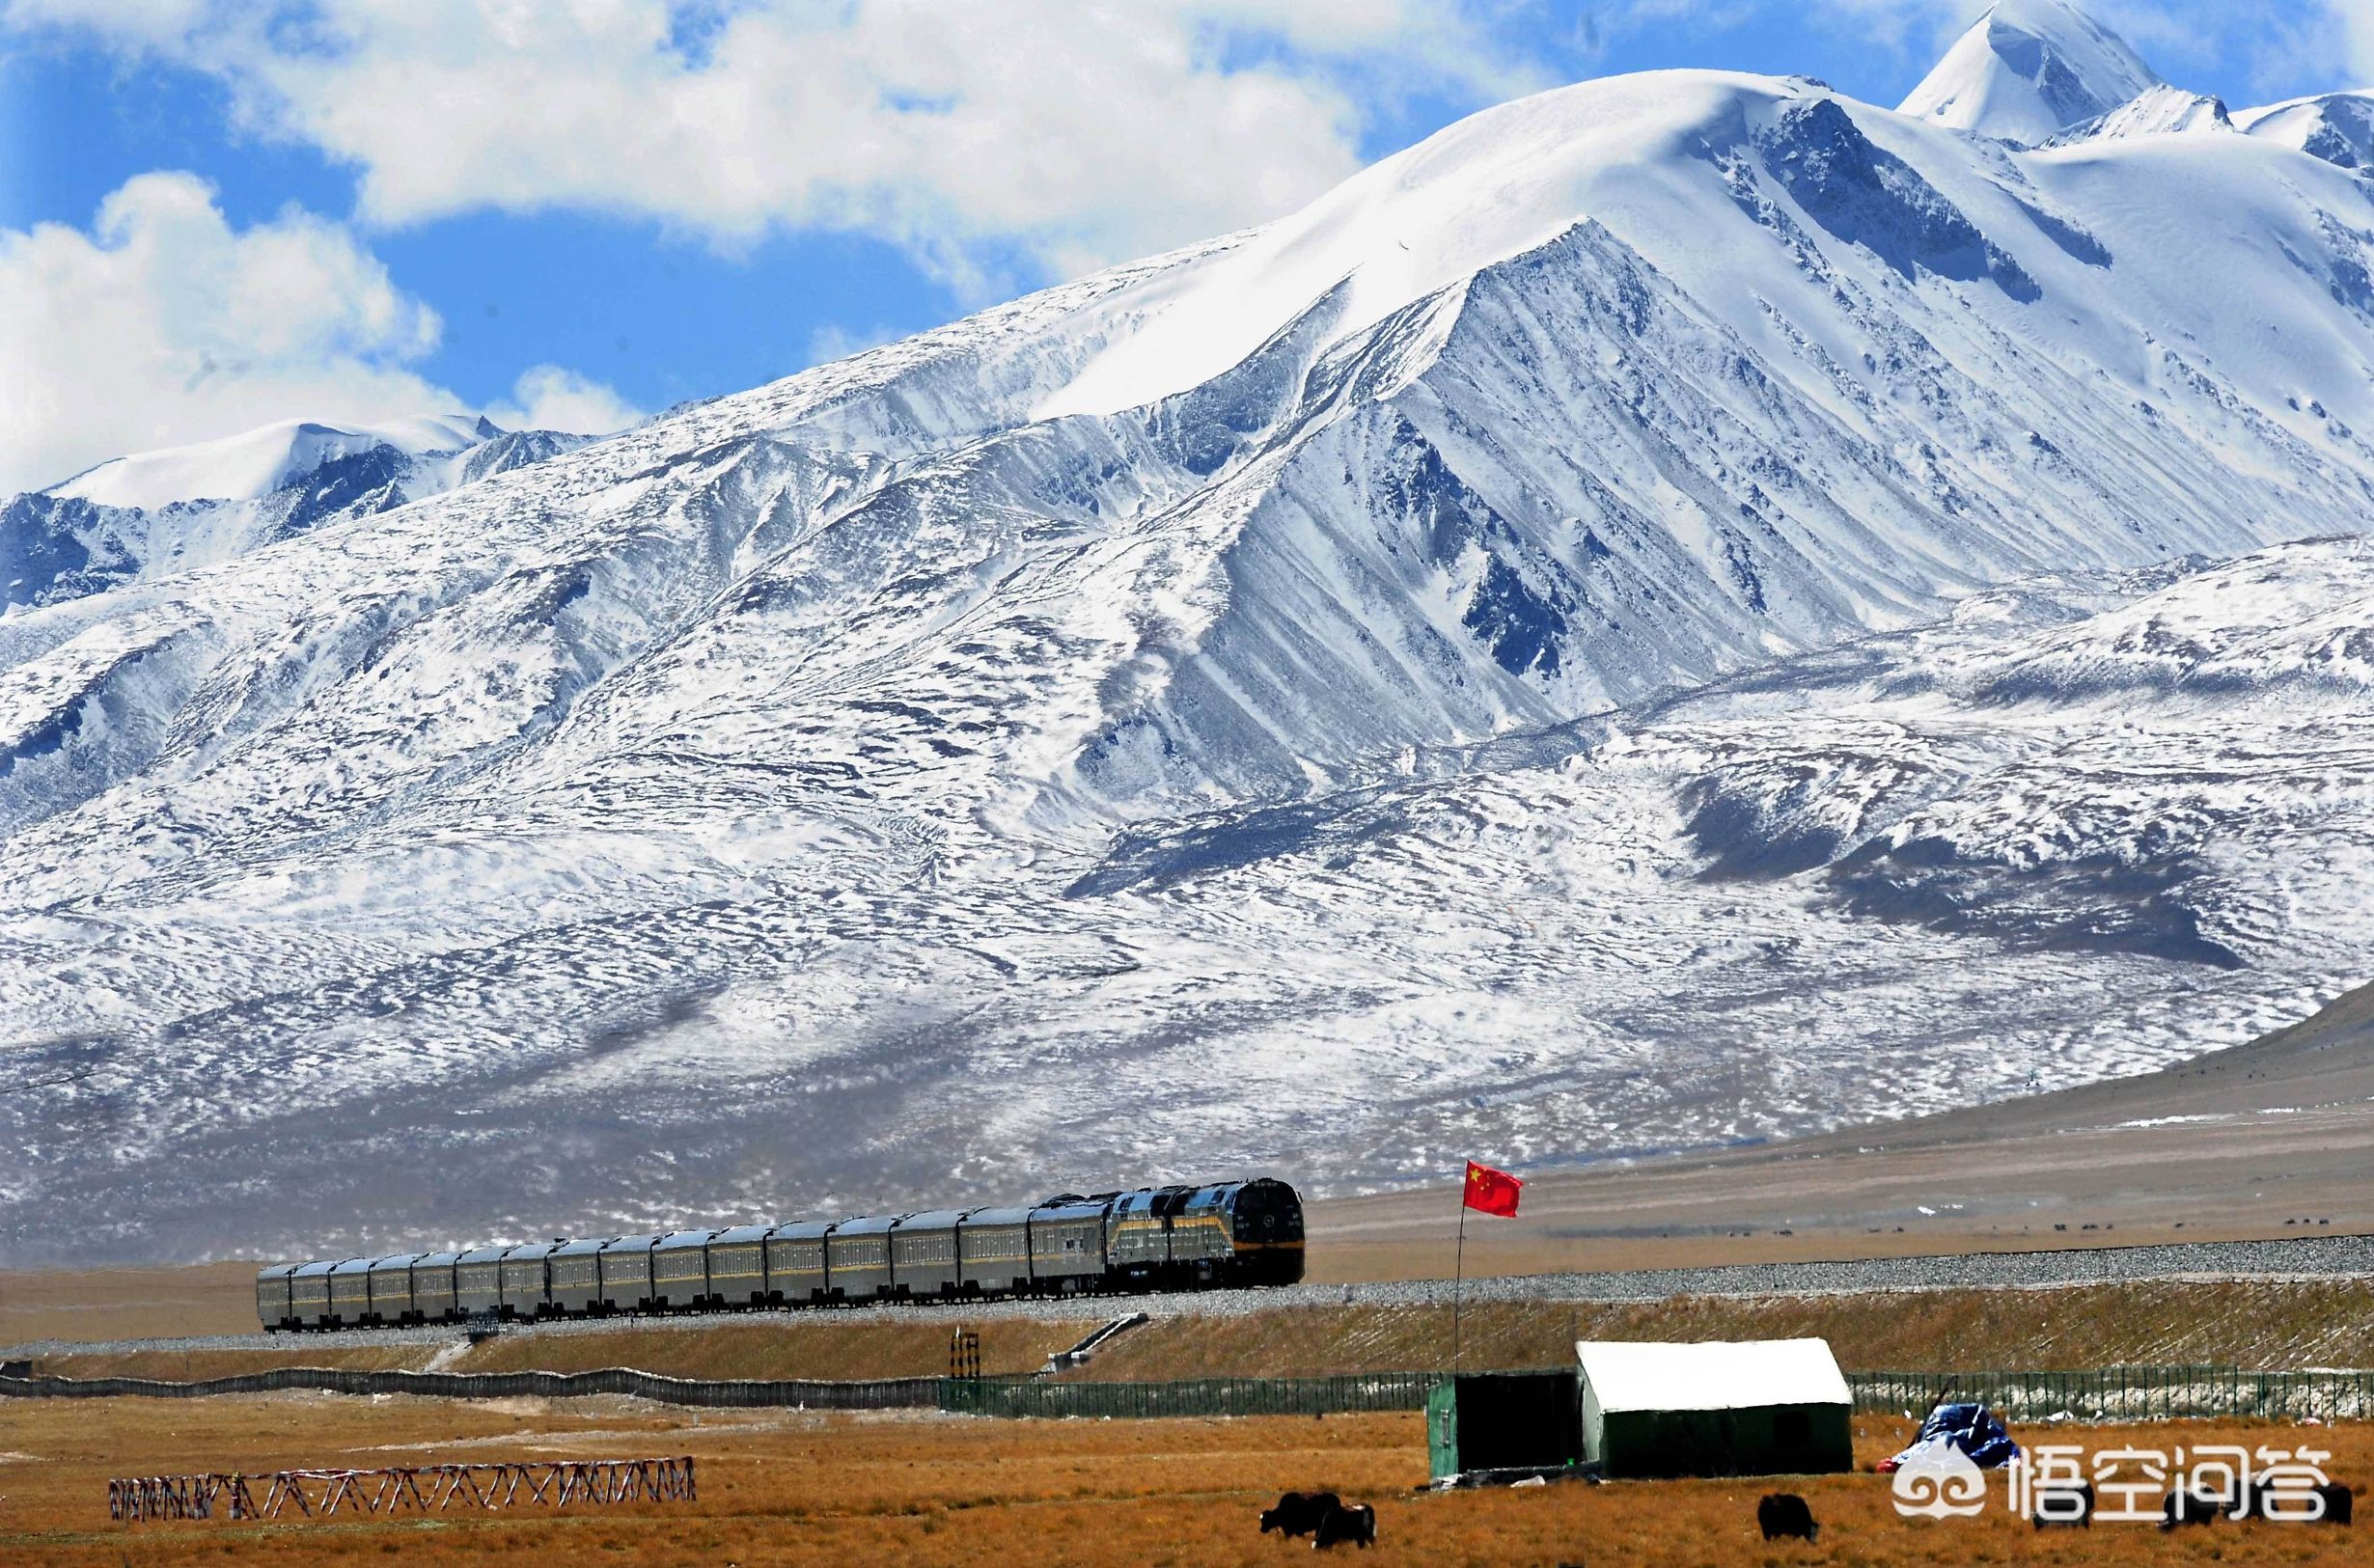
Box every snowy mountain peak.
[1035,69,1802,422]
[2054,84,2233,146]
[1900,0,2161,145]
[2238,90,2374,171]
[49,414,492,510]
[6,414,590,613]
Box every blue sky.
[2,0,2365,493]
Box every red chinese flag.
[1463,1159,1522,1218]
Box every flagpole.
[1452,1173,1468,1373]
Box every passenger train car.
[256,1176,1305,1331]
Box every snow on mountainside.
[52,415,492,509]
[2239,90,2374,171]
[2,416,590,613]
[2055,84,2232,144]
[8,8,2374,1259]
[1900,0,2160,145]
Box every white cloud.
[1808,0,1974,52]
[0,171,446,492]
[11,1,1547,286]
[485,364,644,436]
[2,0,208,46]
[0,172,639,492]
[2316,0,2374,83]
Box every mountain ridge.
[7,9,2374,1259]
[1899,0,2161,145]
[4,415,592,615]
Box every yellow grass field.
[0,1395,2362,1567]
[0,1261,264,1346]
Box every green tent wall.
[1425,1370,1586,1481]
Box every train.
[255,1176,1306,1331]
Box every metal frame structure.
[108,1456,694,1524]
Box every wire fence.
[940,1371,1441,1418]
[1,1367,1437,1417]
[9,1364,2373,1422]
[1848,1365,2374,1423]
[0,1367,939,1410]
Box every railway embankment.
[11,1263,2372,1389]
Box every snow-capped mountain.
[2238,90,2374,170]
[2054,83,2231,144]
[2,416,589,613]
[1900,0,2160,145]
[7,5,2374,1260]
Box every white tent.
[1575,1338,1854,1477]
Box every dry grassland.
[0,1261,262,1346]
[0,1395,2364,1567]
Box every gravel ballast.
[12,1233,2372,1362]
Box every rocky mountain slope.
[5,4,2374,1260]
[3,416,587,613]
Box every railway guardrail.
[941,1370,1441,1417]
[6,1363,2371,1421]
[1847,1364,2374,1422]
[0,1367,940,1409]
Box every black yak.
[1259,1492,1340,1540]
[1311,1501,1376,1551]
[1757,1493,1818,1542]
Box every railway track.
[11,1233,2371,1361]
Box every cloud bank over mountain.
[0,174,642,494]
